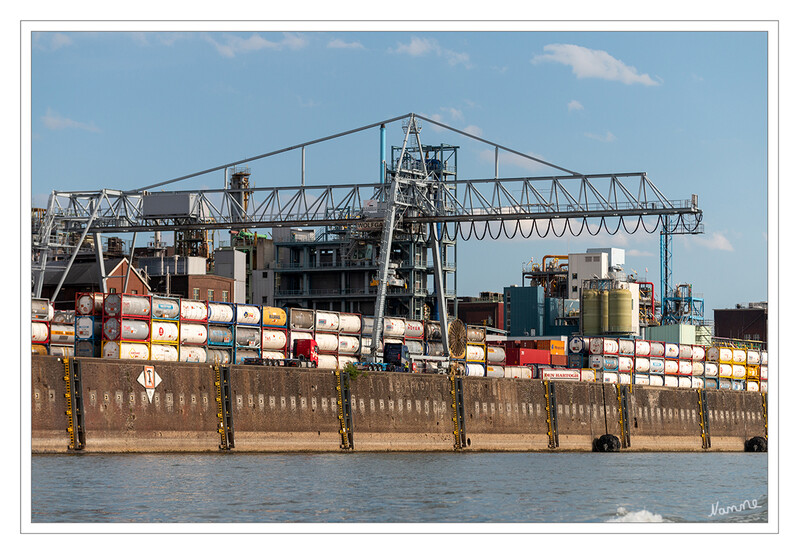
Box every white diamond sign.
[137,365,162,403]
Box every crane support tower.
[32,112,703,360]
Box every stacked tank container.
[102,293,152,360]
[205,302,235,364]
[588,337,619,383]
[760,351,768,393]
[745,347,763,392]
[74,292,104,357]
[232,303,261,364]
[31,298,53,356]
[179,299,208,363]
[260,306,288,363]
[486,341,506,378]
[463,325,487,377]
[423,321,446,373]
[149,296,181,362]
[337,312,362,369]
[49,310,76,357]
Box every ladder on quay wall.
[697,388,711,449]
[335,370,354,450]
[450,370,467,450]
[214,363,235,450]
[63,357,85,451]
[615,384,632,449]
[761,392,768,440]
[544,381,559,449]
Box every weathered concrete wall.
[31,357,768,453]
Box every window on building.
[572,273,577,280]
[572,286,578,293]
[222,290,229,302]
[132,289,138,294]
[193,288,200,300]
[262,271,269,278]
[109,287,116,293]
[207,289,214,302]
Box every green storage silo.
[582,289,600,335]
[608,288,633,334]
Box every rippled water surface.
[31,452,767,524]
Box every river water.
[30,452,767,525]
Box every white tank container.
[180,345,207,363]
[103,341,150,360]
[337,356,359,369]
[678,376,692,388]
[732,349,746,364]
[383,318,406,337]
[665,359,679,375]
[207,349,231,364]
[746,350,761,365]
[314,311,339,331]
[234,326,260,347]
[692,362,705,376]
[180,300,207,321]
[664,343,679,358]
[678,361,693,375]
[649,375,664,387]
[649,358,665,374]
[581,370,597,382]
[425,342,445,356]
[466,345,485,362]
[404,320,424,338]
[207,326,233,345]
[317,354,338,370]
[262,329,288,350]
[290,309,315,330]
[464,363,486,377]
[704,362,718,377]
[731,380,745,391]
[692,346,706,361]
[618,339,635,356]
[31,299,54,321]
[48,345,74,357]
[53,311,75,324]
[618,357,634,372]
[181,323,208,345]
[719,364,733,378]
[234,350,258,364]
[105,294,151,317]
[151,297,180,320]
[75,316,102,340]
[76,293,103,315]
[49,324,75,344]
[569,336,589,354]
[761,352,768,365]
[150,344,179,362]
[603,356,619,371]
[208,303,234,323]
[405,340,423,355]
[634,374,650,386]
[505,366,532,379]
[718,379,732,390]
[634,340,651,357]
[679,344,693,359]
[588,355,604,370]
[236,305,261,325]
[707,347,732,363]
[664,375,679,387]
[618,373,631,385]
[649,341,665,357]
[151,321,179,342]
[590,338,618,355]
[732,365,747,379]
[602,372,619,384]
[761,366,768,380]
[104,319,150,341]
[760,382,768,393]
[338,335,360,354]
[691,377,704,389]
[486,365,504,378]
[338,314,361,334]
[487,346,506,364]
[261,350,285,360]
[746,381,760,392]
[635,358,650,373]
[32,322,49,342]
[315,333,339,353]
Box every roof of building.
[43,257,150,290]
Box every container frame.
[150,295,181,321]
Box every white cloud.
[626,249,655,257]
[693,231,734,252]
[41,108,100,133]
[463,125,483,137]
[584,131,616,142]
[391,36,471,67]
[34,32,73,51]
[442,107,464,121]
[567,100,584,111]
[205,32,307,57]
[533,44,660,86]
[327,38,365,50]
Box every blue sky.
[29,28,770,316]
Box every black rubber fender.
[745,436,767,452]
[593,434,621,452]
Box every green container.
[582,289,600,335]
[608,288,633,334]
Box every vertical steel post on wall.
[94,233,107,293]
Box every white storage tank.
[664,343,679,358]
[718,364,734,378]
[692,346,706,361]
[486,365,504,378]
[236,305,261,325]
[678,361,693,375]
[150,344,179,362]
[679,344,693,359]
[486,346,506,364]
[207,348,231,364]
[49,324,75,344]
[261,350,285,360]
[315,311,339,331]
[315,333,339,353]
[208,303,234,323]
[32,322,49,343]
[747,350,761,365]
[618,339,635,356]
[704,362,719,377]
[618,357,634,372]
[317,354,338,370]
[649,375,665,387]
[181,323,208,345]
[634,339,651,357]
[103,319,150,342]
[152,297,180,320]
[207,326,234,345]
[262,329,288,350]
[464,363,486,377]
[105,294,151,318]
[151,321,180,342]
[31,299,54,321]
[103,341,150,360]
[649,341,665,357]
[404,320,424,339]
[649,358,665,374]
[234,350,258,364]
[337,335,360,354]
[665,359,679,375]
[75,316,102,340]
[338,314,361,334]
[337,356,358,369]
[405,340,423,356]
[76,293,103,316]
[180,345,207,363]
[466,345,485,362]
[731,365,747,379]
[234,326,260,348]
[180,300,208,321]
[48,345,74,357]
[635,358,650,373]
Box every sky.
[27,26,771,317]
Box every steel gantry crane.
[32,112,703,361]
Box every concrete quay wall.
[31,357,767,453]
